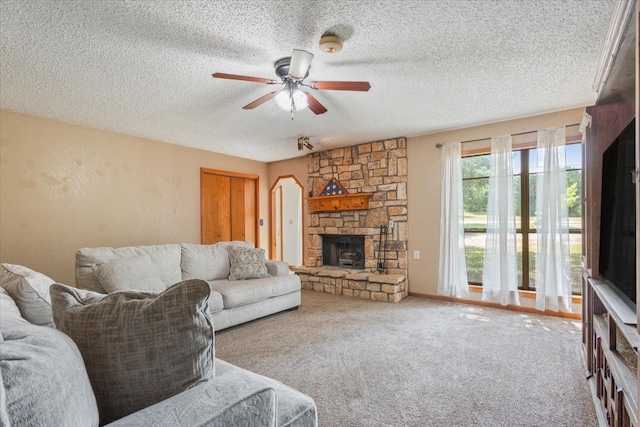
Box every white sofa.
[75,241,302,331]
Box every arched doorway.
[270,175,303,266]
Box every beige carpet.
[215,290,597,427]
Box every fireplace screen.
[322,234,365,269]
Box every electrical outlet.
[389,219,394,229]
[413,250,420,259]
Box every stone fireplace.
[292,137,409,302]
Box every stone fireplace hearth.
[292,137,409,302]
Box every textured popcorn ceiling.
[0,1,615,162]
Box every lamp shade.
[275,90,290,110]
[289,49,313,79]
[292,89,308,110]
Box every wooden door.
[229,177,257,242]
[201,169,259,245]
[241,178,256,243]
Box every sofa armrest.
[105,370,277,427]
[265,260,290,276]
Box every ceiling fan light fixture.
[319,35,343,54]
[292,88,308,110]
[275,90,291,110]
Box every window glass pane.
[514,175,521,230]
[566,143,582,170]
[570,233,582,294]
[464,233,485,283]
[512,151,521,176]
[529,148,540,173]
[528,233,537,289]
[462,154,491,179]
[528,232,583,294]
[567,169,582,230]
[516,233,523,287]
[463,176,489,230]
[461,143,582,294]
[529,173,538,229]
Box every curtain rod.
[434,123,581,148]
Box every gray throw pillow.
[0,316,99,427]
[91,254,166,293]
[50,280,215,424]
[228,246,271,280]
[0,263,55,327]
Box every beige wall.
[0,107,588,304]
[406,107,586,301]
[0,110,269,285]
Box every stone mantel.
[306,193,372,212]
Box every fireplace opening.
[322,234,365,269]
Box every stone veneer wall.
[301,137,408,301]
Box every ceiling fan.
[212,49,371,119]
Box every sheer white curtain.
[482,135,520,306]
[536,126,572,312]
[438,142,469,298]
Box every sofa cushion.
[92,254,166,293]
[0,287,22,320]
[106,363,278,427]
[181,241,254,281]
[265,260,291,276]
[50,280,215,425]
[0,354,9,427]
[216,359,317,427]
[210,274,301,309]
[208,290,225,314]
[228,246,271,281]
[0,311,99,427]
[0,263,55,327]
[76,244,182,293]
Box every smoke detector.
[319,35,343,54]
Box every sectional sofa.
[75,241,302,331]
[0,242,316,426]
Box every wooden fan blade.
[310,81,371,91]
[306,93,327,115]
[212,73,277,85]
[242,91,278,110]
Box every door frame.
[200,168,260,246]
[269,174,304,264]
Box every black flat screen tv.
[598,117,636,308]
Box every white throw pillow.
[92,255,166,293]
